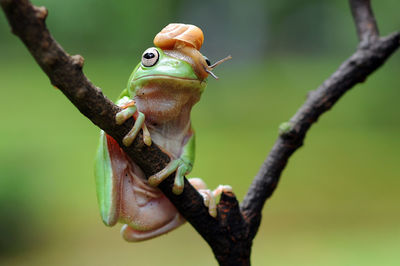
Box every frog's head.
[128,23,230,97]
[128,47,207,96]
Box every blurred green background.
[1,0,399,265]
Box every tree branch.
[1,0,399,265]
[241,0,400,238]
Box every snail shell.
[154,23,204,51]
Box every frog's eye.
[204,56,211,66]
[141,48,159,67]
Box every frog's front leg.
[115,96,151,146]
[148,131,195,195]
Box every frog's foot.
[115,98,151,146]
[189,178,232,218]
[201,185,233,218]
[198,189,217,217]
[212,184,233,197]
[148,158,192,195]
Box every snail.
[154,23,231,80]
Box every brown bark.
[1,0,398,265]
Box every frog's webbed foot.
[148,158,192,195]
[189,178,232,218]
[115,97,151,146]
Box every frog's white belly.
[147,121,191,158]
[133,81,200,157]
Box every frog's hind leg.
[121,214,185,242]
[95,131,125,227]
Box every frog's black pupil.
[144,52,155,59]
[205,58,211,66]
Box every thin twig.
[349,0,379,43]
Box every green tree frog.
[95,23,231,242]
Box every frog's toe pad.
[198,189,217,218]
[115,106,137,125]
[213,185,233,197]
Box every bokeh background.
[1,0,399,265]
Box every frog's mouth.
[132,74,206,92]
[133,74,201,82]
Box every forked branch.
[1,0,399,265]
